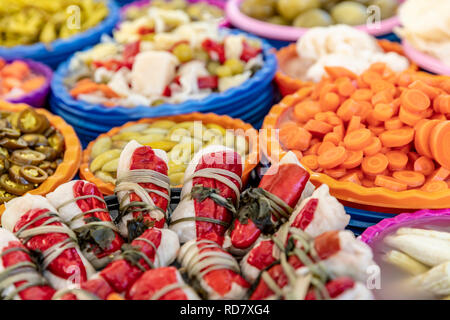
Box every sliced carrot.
[351,89,373,101]
[373,103,394,122]
[362,178,375,188]
[439,79,450,93]
[320,92,340,112]
[337,79,356,97]
[371,90,393,105]
[429,121,450,169]
[362,153,389,175]
[356,101,372,121]
[317,146,347,169]
[21,76,46,93]
[279,123,312,151]
[1,60,29,80]
[392,171,426,188]
[98,84,120,98]
[414,156,435,176]
[306,142,321,156]
[323,132,341,145]
[363,137,382,156]
[301,155,319,170]
[304,119,333,136]
[333,125,345,140]
[434,95,450,114]
[379,128,414,148]
[428,167,450,181]
[318,141,336,155]
[339,172,362,185]
[401,89,430,113]
[70,82,100,97]
[314,112,328,122]
[337,99,361,122]
[374,175,408,191]
[386,150,408,171]
[414,119,442,158]
[344,128,372,151]
[398,106,424,126]
[293,100,320,122]
[361,70,382,85]
[326,114,343,126]
[385,117,403,130]
[421,180,448,193]
[341,150,364,169]
[396,72,413,87]
[408,80,441,100]
[324,66,357,80]
[369,62,386,74]
[432,113,447,121]
[347,116,361,133]
[324,167,347,179]
[371,80,395,95]
[366,111,382,127]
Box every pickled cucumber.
[89,120,251,187]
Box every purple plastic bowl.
[360,208,450,244]
[121,0,229,27]
[4,59,52,108]
[402,40,450,76]
[227,0,403,41]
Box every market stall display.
[263,65,450,211]
[0,147,381,300]
[0,101,81,211]
[0,0,120,69]
[275,25,415,96]
[226,0,402,48]
[396,0,450,75]
[50,22,276,142]
[361,209,450,300]
[79,113,258,194]
[0,59,52,108]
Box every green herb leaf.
[127,215,154,242]
[234,188,275,234]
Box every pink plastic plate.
[226,0,402,41]
[360,208,450,244]
[402,40,450,76]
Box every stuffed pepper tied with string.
[241,184,351,283]
[249,228,376,300]
[115,140,171,239]
[0,228,55,300]
[228,151,314,254]
[170,145,244,246]
[52,227,179,300]
[177,239,250,300]
[47,180,124,269]
[2,194,95,290]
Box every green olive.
[331,1,368,26]
[293,9,334,27]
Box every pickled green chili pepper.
[11,149,46,165]
[0,174,34,196]
[20,165,49,184]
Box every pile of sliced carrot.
[278,64,450,193]
[0,59,46,98]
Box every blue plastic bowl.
[50,28,277,127]
[0,1,120,69]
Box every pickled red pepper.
[230,152,310,251]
